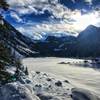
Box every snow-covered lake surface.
[22,57,100,98]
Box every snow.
[0,19,4,25]
[22,57,100,100]
[0,57,99,100]
[31,71,73,100]
[0,82,40,100]
[72,88,99,100]
[29,71,99,100]
[0,69,99,100]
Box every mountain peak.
[86,25,99,30]
[78,25,100,38]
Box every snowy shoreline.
[1,57,100,100]
[22,57,100,100]
[0,70,99,100]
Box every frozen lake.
[22,57,100,97]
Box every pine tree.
[0,0,9,10]
[0,1,29,84]
[0,1,22,84]
[25,67,29,75]
[0,41,14,84]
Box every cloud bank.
[3,0,100,39]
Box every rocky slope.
[0,17,38,58]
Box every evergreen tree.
[0,1,26,84]
[0,0,9,10]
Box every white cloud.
[6,0,100,37]
[18,27,25,33]
[17,22,79,37]
[10,12,22,22]
[7,0,67,18]
[7,0,100,21]
[16,8,100,37]
[85,0,92,3]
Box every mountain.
[77,25,100,57]
[0,16,77,58]
[34,25,100,58]
[0,16,35,85]
[1,17,99,58]
[0,17,39,58]
[32,35,77,57]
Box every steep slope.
[0,16,37,85]
[0,17,38,58]
[77,25,100,57]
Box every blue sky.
[2,0,100,39]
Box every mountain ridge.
[0,17,39,58]
[77,25,100,57]
[0,17,100,58]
